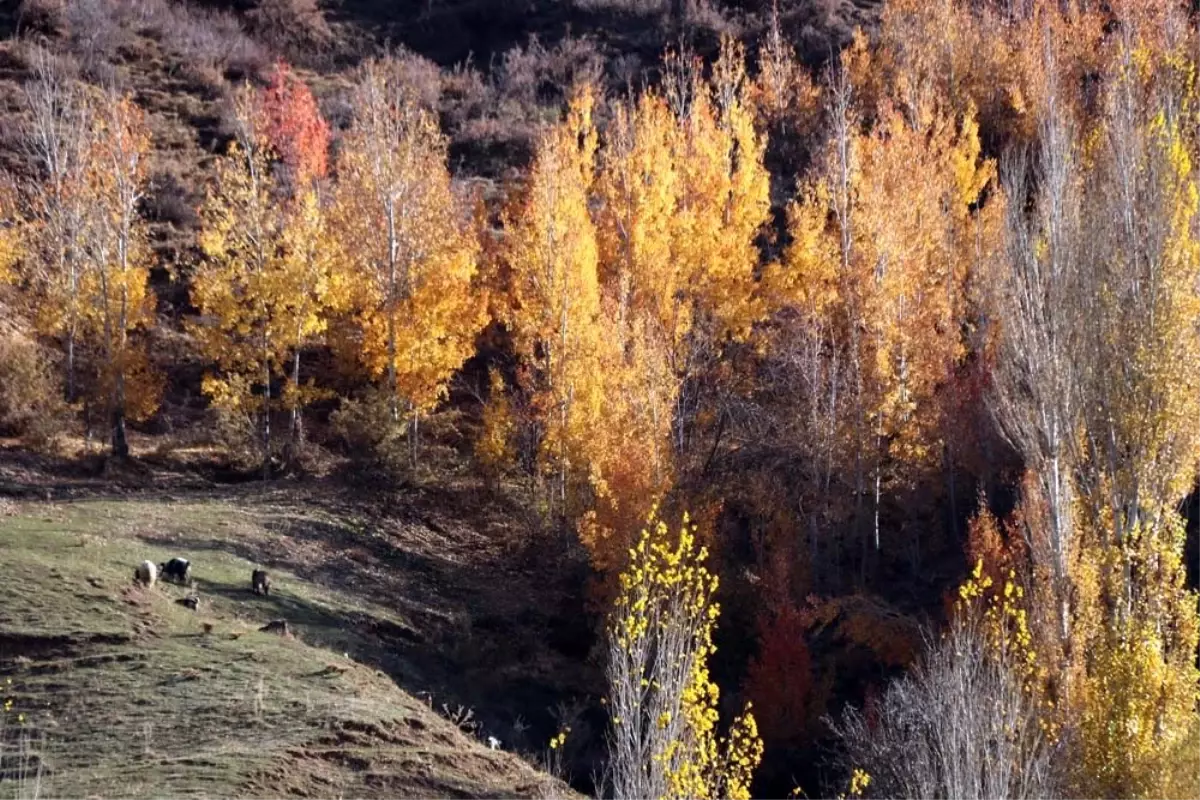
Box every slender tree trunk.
[112,289,130,459]
[408,405,419,468]
[386,202,400,424]
[66,326,76,404]
[112,381,128,458]
[262,344,271,481]
[290,345,304,450]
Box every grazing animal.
[133,560,157,588]
[251,569,271,597]
[160,558,192,585]
[176,595,200,611]
[259,619,290,637]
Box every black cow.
[160,558,192,586]
[252,569,271,597]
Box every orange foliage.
[261,61,330,188]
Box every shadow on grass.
[189,579,429,690]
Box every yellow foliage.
[192,84,342,457]
[333,58,488,422]
[475,368,517,476]
[192,97,287,421]
[772,90,996,521]
[0,183,20,285]
[582,38,771,575]
[502,84,606,512]
[78,92,162,433]
[608,507,763,800]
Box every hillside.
[0,449,589,798]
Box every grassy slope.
[0,489,575,798]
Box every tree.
[586,90,680,573]
[501,84,606,515]
[989,25,1091,654]
[769,57,995,577]
[581,39,771,574]
[333,57,487,461]
[77,90,161,457]
[980,25,1200,792]
[260,60,330,192]
[15,61,161,457]
[19,49,94,406]
[256,64,343,452]
[606,506,763,800]
[1067,25,1200,798]
[277,185,344,450]
[194,86,312,472]
[662,39,771,462]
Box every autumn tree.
[19,50,94,405]
[985,31,1089,674]
[333,57,487,462]
[971,7,1200,795]
[192,84,341,473]
[261,61,330,193]
[501,84,606,515]
[606,506,763,800]
[585,89,679,571]
[660,39,771,463]
[580,38,771,575]
[77,90,162,457]
[767,50,996,578]
[259,62,337,449]
[833,561,1057,799]
[15,56,161,456]
[1067,22,1200,797]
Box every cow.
[252,569,271,597]
[133,560,157,588]
[159,558,192,586]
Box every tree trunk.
[262,350,271,481]
[111,398,128,459]
[66,327,76,404]
[408,409,419,468]
[290,346,304,450]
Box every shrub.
[743,604,816,747]
[328,389,410,478]
[246,0,332,53]
[63,0,130,71]
[16,0,66,36]
[830,564,1059,799]
[144,171,199,229]
[0,328,72,451]
[198,373,265,471]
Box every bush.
[329,389,410,478]
[0,328,72,451]
[246,0,332,53]
[145,171,199,229]
[830,610,1059,799]
[64,0,131,72]
[16,0,66,36]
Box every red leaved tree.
[260,61,329,192]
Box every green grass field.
[0,496,567,799]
